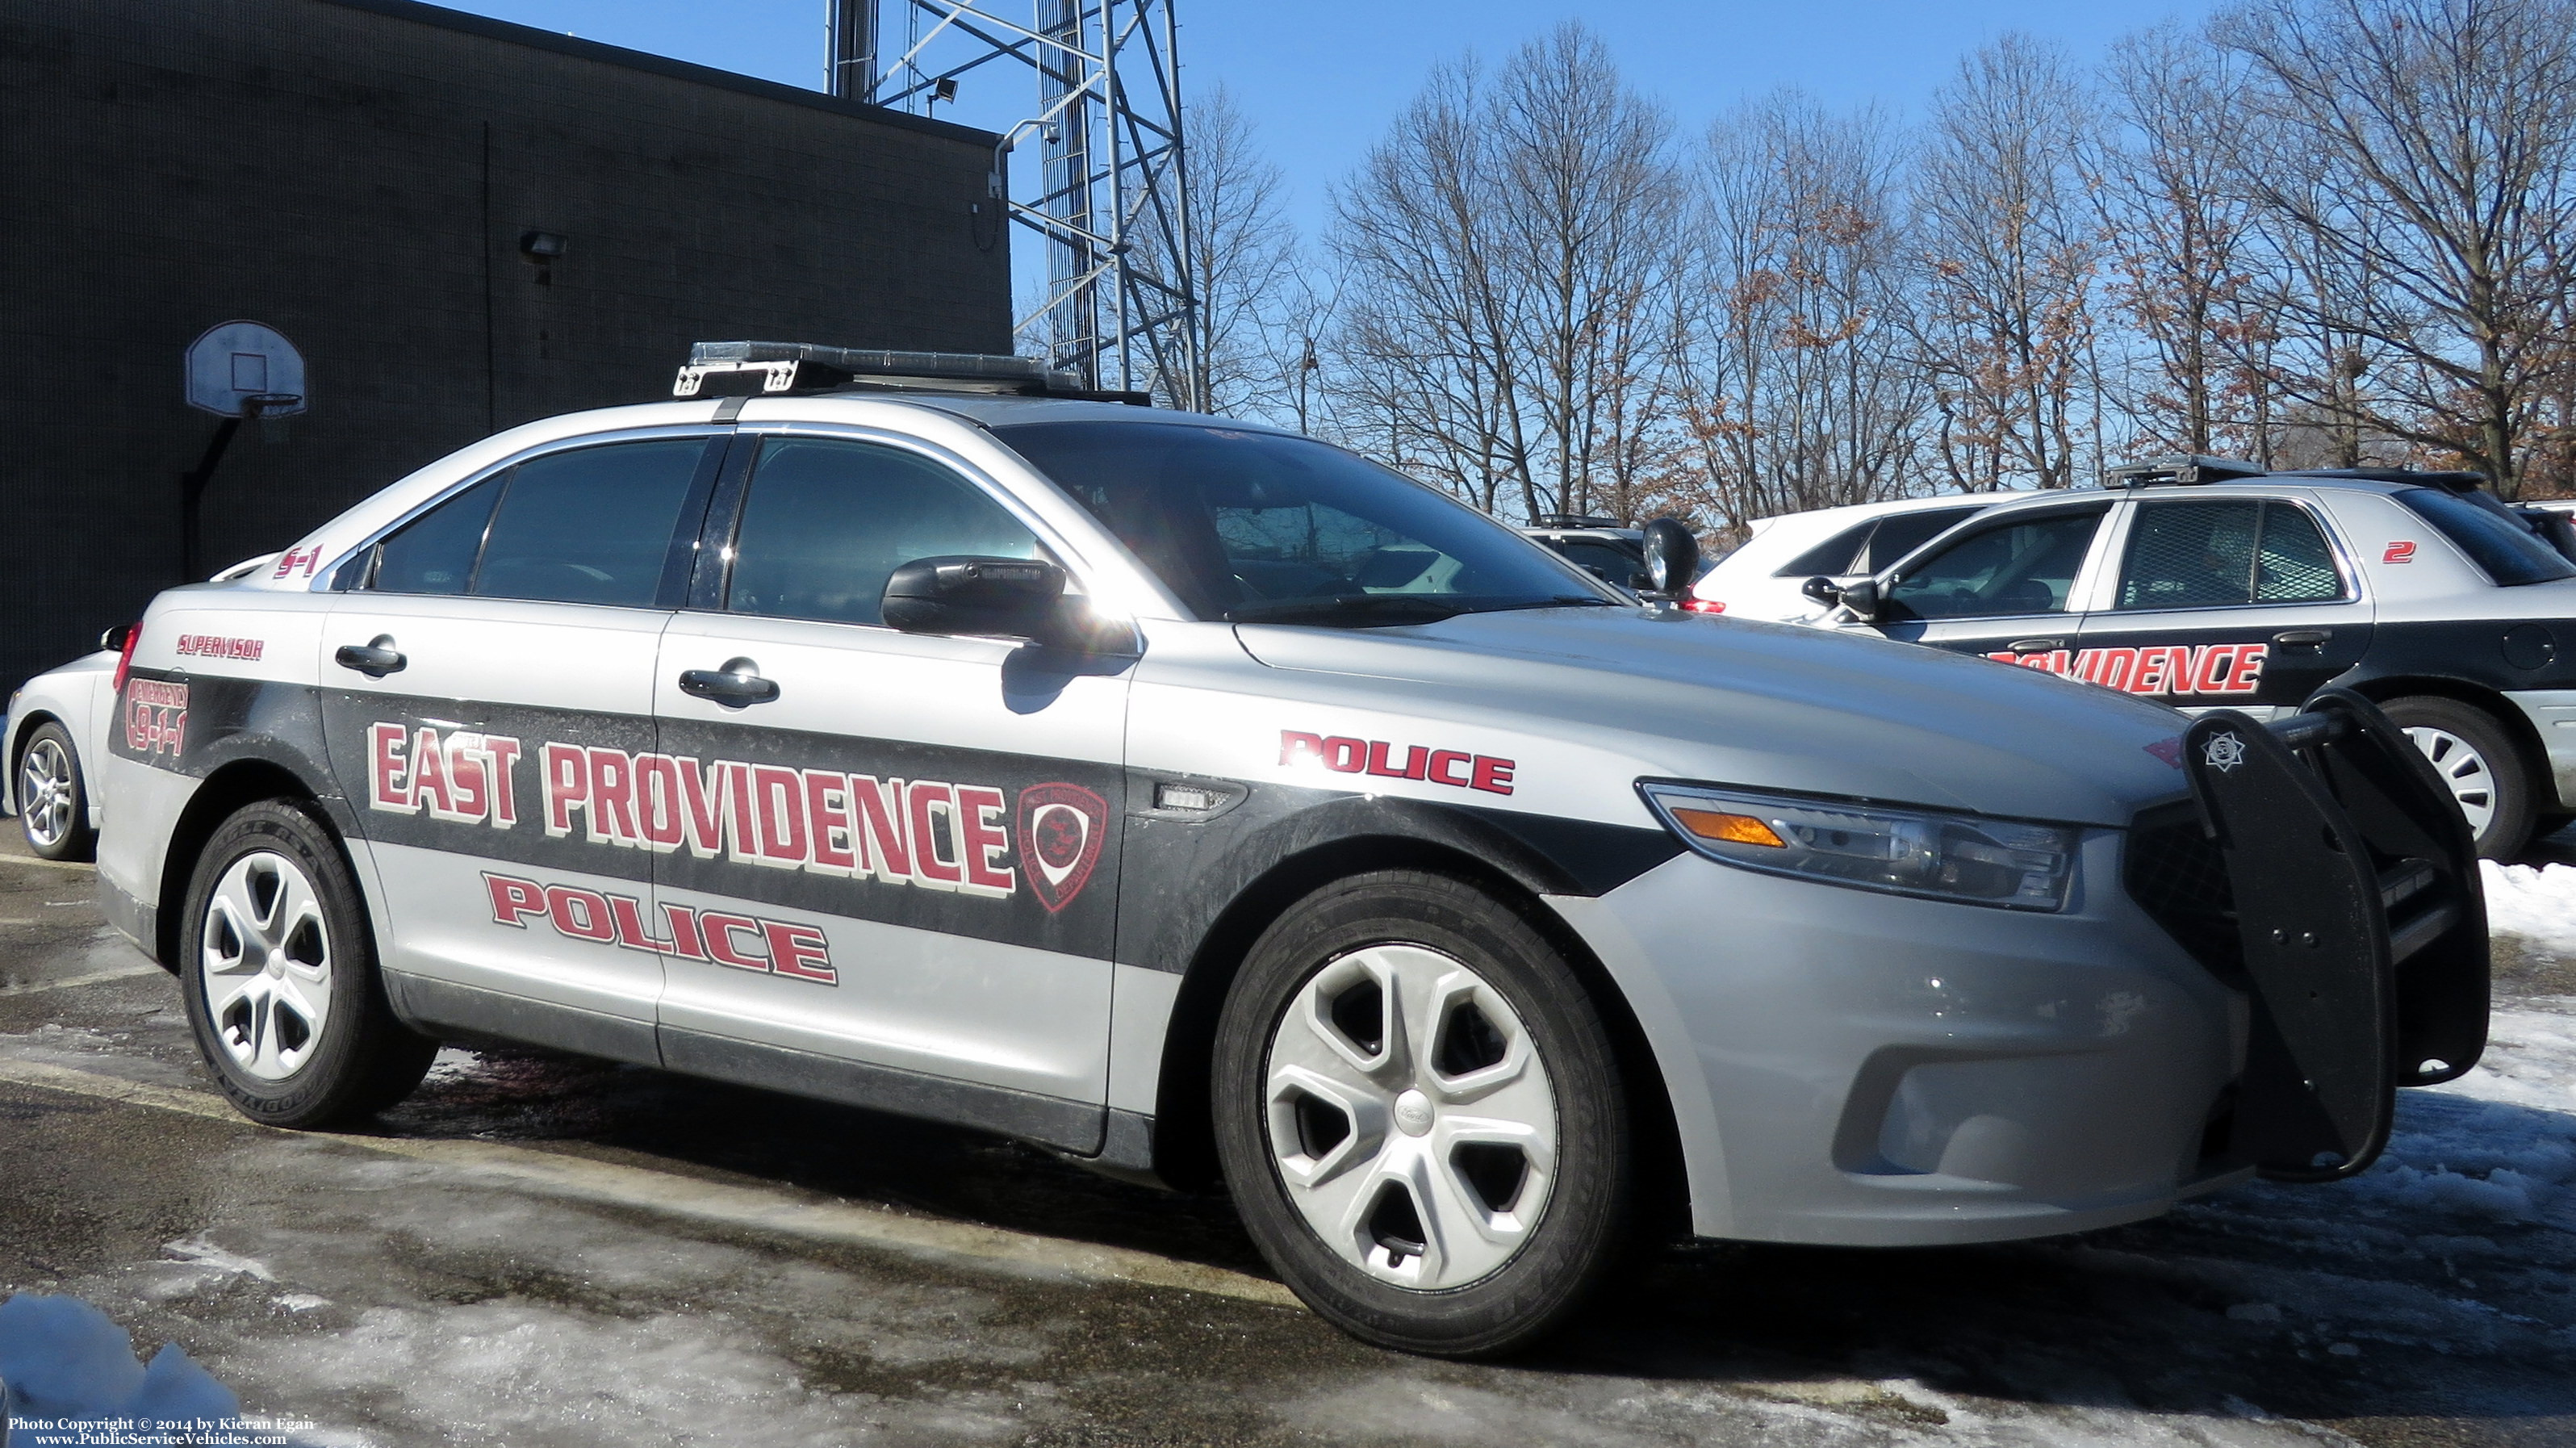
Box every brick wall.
[0,0,1010,688]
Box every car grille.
[2124,802,2245,983]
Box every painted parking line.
[0,962,166,996]
[0,1056,1303,1312]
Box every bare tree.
[1488,22,1685,521]
[1913,35,2102,490]
[1139,84,1298,416]
[2097,26,2282,461]
[1327,57,1536,513]
[1666,93,1926,530]
[2213,0,2576,496]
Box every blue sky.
[437,1,2215,234]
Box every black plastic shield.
[2183,710,2396,1182]
[2303,688,2490,1087]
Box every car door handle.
[2005,638,2068,653]
[678,659,779,707]
[2273,630,2332,647]
[334,637,405,676]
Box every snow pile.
[2480,860,2576,962]
[0,1294,239,1427]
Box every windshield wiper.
[1223,595,1477,626]
[1223,593,1620,626]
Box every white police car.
[93,348,2487,1355]
[1798,455,2576,858]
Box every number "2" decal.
[2383,541,2417,564]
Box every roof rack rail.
[2100,454,2270,488]
[671,341,1152,406]
[1530,513,1628,530]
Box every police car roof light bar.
[672,341,1152,405]
[2101,454,2270,488]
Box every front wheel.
[16,722,94,862]
[1212,871,1630,1357]
[2382,696,2533,860]
[179,800,437,1127]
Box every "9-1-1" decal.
[1984,642,2269,698]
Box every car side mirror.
[882,555,1068,641]
[1799,575,1842,606]
[1838,577,1881,621]
[98,624,132,652]
[1640,517,1700,601]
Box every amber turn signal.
[1668,807,1785,848]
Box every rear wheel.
[16,722,94,862]
[179,800,436,1127]
[1212,870,1630,1357]
[2382,696,2532,860]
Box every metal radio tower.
[829,1,1203,408]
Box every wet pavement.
[2,826,2572,1447]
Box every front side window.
[1881,508,2106,621]
[2396,487,2576,586]
[469,440,709,606]
[370,474,503,596]
[724,437,1044,627]
[2116,500,2347,610]
[997,421,1616,624]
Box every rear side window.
[2396,488,2576,585]
[1774,519,1877,577]
[1859,507,1985,571]
[370,475,502,595]
[2116,500,2346,609]
[1546,538,1641,582]
[472,440,709,606]
[723,437,1043,627]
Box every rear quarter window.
[2394,488,2576,585]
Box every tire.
[2382,696,2534,860]
[1211,870,1630,1357]
[16,722,95,862]
[178,799,437,1127]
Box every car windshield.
[996,421,1620,624]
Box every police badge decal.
[1016,782,1109,912]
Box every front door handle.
[2005,637,2068,653]
[2273,629,2332,647]
[678,658,779,707]
[334,636,405,677]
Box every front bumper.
[1554,831,2249,1246]
[1554,692,2487,1248]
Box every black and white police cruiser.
[94,345,2489,1355]
[1796,454,2576,858]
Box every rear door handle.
[2006,638,2068,653]
[334,636,405,676]
[678,659,779,707]
[2273,630,2332,646]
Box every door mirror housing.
[1799,575,1842,606]
[882,555,1067,640]
[1837,577,1881,621]
[1640,517,1700,600]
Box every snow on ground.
[2480,860,2576,957]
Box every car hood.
[1232,607,2195,827]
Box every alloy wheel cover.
[199,850,335,1081]
[1262,944,1559,1291]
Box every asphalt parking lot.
[2,827,2571,1448]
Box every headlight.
[1637,782,2079,911]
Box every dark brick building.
[2,0,1010,687]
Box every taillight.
[1681,598,1725,614]
[111,623,142,693]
